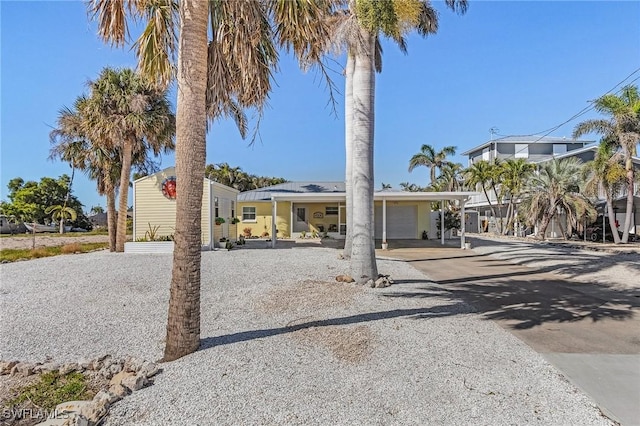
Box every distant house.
[462,135,594,166]
[131,167,239,249]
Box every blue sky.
[1,1,639,212]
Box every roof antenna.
[489,127,499,141]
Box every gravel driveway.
[0,247,612,425]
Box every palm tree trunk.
[106,184,117,252]
[482,187,498,232]
[349,30,378,284]
[115,139,133,252]
[491,184,504,234]
[343,51,355,259]
[164,0,208,362]
[537,212,553,241]
[606,196,621,244]
[621,166,634,243]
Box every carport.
[596,195,639,236]
[269,191,478,249]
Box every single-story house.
[237,181,478,248]
[132,167,239,249]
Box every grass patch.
[8,371,93,411]
[60,243,82,254]
[0,242,107,262]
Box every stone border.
[1,355,161,426]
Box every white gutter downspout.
[382,198,387,245]
[209,182,214,250]
[271,199,277,248]
[441,200,445,246]
[132,182,136,242]
[460,198,466,249]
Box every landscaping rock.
[121,373,147,392]
[374,275,392,288]
[59,362,80,375]
[109,370,135,387]
[139,361,160,378]
[10,361,36,377]
[108,383,130,398]
[335,274,354,283]
[34,361,61,373]
[93,389,122,405]
[0,360,18,375]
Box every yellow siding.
[134,167,238,246]
[238,199,431,239]
[237,202,272,238]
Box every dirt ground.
[0,234,110,250]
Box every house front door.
[294,206,308,232]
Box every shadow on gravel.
[199,303,467,350]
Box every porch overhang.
[268,191,480,249]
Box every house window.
[553,144,567,156]
[231,201,235,218]
[214,197,219,218]
[242,206,256,221]
[325,206,339,216]
[514,144,529,158]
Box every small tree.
[45,205,77,234]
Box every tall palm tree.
[520,158,595,240]
[89,0,337,361]
[409,144,457,185]
[573,85,640,243]
[340,0,467,281]
[499,158,535,235]
[83,67,175,252]
[582,139,627,244]
[50,97,120,251]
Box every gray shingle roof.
[238,181,345,202]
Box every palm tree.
[89,0,337,361]
[520,158,595,240]
[499,159,535,235]
[50,91,166,252]
[573,85,640,243]
[83,68,175,252]
[431,162,464,192]
[45,204,77,234]
[464,160,498,225]
[582,139,626,244]
[50,97,119,251]
[340,0,467,281]
[409,144,457,185]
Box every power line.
[487,67,640,160]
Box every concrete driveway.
[380,241,640,425]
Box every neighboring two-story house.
[462,135,639,237]
[462,136,594,236]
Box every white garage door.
[374,205,418,239]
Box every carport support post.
[271,199,277,248]
[441,200,445,246]
[382,198,387,245]
[460,199,466,249]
